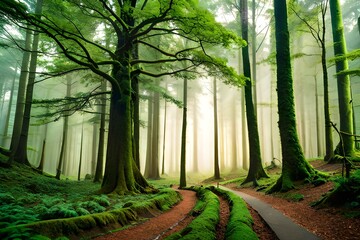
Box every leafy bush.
[0,193,15,205]
[79,201,106,213]
[0,204,39,225]
[39,204,78,220]
[91,195,110,207]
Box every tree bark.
[240,0,268,186]
[94,80,107,183]
[179,78,187,188]
[11,0,43,165]
[213,77,220,179]
[270,0,315,192]
[329,0,355,157]
[9,28,32,154]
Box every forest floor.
[2,155,360,239]
[97,160,360,240]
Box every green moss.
[211,187,258,240]
[314,170,360,210]
[166,187,219,240]
[0,188,181,239]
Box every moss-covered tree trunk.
[240,0,268,186]
[271,0,315,192]
[101,77,134,194]
[329,0,355,157]
[100,0,151,194]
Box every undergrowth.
[0,162,173,239]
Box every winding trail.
[95,189,197,240]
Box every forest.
[0,0,360,239]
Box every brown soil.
[96,161,360,240]
[95,189,197,240]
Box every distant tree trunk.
[270,0,315,192]
[132,76,141,169]
[144,83,161,179]
[91,121,98,176]
[78,123,84,181]
[241,89,249,170]
[11,0,43,165]
[192,97,199,173]
[37,123,48,172]
[240,0,268,186]
[321,20,334,161]
[37,140,46,172]
[251,0,257,109]
[213,77,220,179]
[314,76,322,156]
[2,67,17,145]
[179,78,188,188]
[329,0,355,157]
[151,84,160,179]
[231,97,238,171]
[162,97,167,175]
[55,76,71,180]
[9,28,32,154]
[144,94,153,177]
[94,80,107,183]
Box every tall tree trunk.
[251,0,257,109]
[329,0,355,157]
[37,123,48,172]
[11,0,43,165]
[144,95,153,178]
[192,97,199,173]
[94,80,107,183]
[9,28,32,153]
[144,86,161,180]
[231,97,238,171]
[2,67,17,146]
[213,78,220,179]
[78,123,84,181]
[101,84,135,194]
[179,78,187,188]
[270,0,315,192]
[101,1,151,194]
[56,76,71,180]
[132,76,141,169]
[162,95,167,175]
[240,0,268,186]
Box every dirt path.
[95,189,197,240]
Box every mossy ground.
[0,162,180,239]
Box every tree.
[213,77,220,179]
[93,79,107,183]
[2,0,244,194]
[329,0,355,157]
[291,0,334,161]
[179,76,188,188]
[9,28,32,153]
[10,0,43,166]
[239,0,268,186]
[55,76,71,180]
[270,0,316,192]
